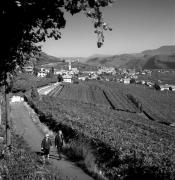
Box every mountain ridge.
[85,45,175,69]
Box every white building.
[78,76,87,81]
[37,71,47,77]
[123,78,130,84]
[97,67,116,75]
[71,68,79,74]
[54,69,67,75]
[159,84,175,91]
[63,74,72,83]
[68,61,72,71]
[37,68,50,77]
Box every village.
[22,60,175,91]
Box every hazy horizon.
[41,0,175,58]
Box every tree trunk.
[0,100,1,125]
[5,82,11,151]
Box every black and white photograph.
[0,0,175,179]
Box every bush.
[31,86,39,101]
[11,73,36,93]
[153,83,160,90]
[127,94,143,112]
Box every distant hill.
[143,54,175,69]
[86,45,175,69]
[58,56,87,63]
[142,45,175,56]
[35,52,63,66]
[86,53,144,67]
[34,52,97,71]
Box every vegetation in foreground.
[0,127,68,179]
[0,94,68,180]
[25,90,175,179]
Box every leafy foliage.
[57,74,63,82]
[11,73,36,93]
[31,86,39,101]
[0,0,113,83]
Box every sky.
[41,0,175,57]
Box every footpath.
[10,101,94,180]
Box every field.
[48,82,138,112]
[28,80,175,179]
[29,94,175,178]
[48,81,175,125]
[47,81,175,124]
[86,81,175,124]
[48,83,111,107]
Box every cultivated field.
[31,95,175,178]
[48,83,110,107]
[48,82,138,112]
[29,80,175,179]
[48,81,175,124]
[86,81,175,124]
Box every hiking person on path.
[55,130,64,159]
[41,133,52,164]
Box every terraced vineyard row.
[47,82,138,112]
[48,83,111,108]
[90,81,175,124]
[86,81,137,112]
[102,87,137,112]
[48,84,63,97]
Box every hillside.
[86,54,143,67]
[35,52,63,66]
[34,46,175,69]
[86,45,175,69]
[143,45,175,56]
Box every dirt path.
[10,101,94,180]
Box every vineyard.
[28,95,175,179]
[86,81,175,124]
[91,83,138,112]
[25,79,175,179]
[48,83,111,107]
[46,81,175,124]
[48,82,138,112]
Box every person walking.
[55,130,64,159]
[41,133,52,164]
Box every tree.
[31,86,39,101]
[33,67,39,76]
[0,0,114,152]
[130,78,136,84]
[11,73,36,92]
[154,83,160,90]
[0,0,114,83]
[46,67,55,78]
[57,74,63,82]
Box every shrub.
[127,94,143,112]
[31,86,39,101]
